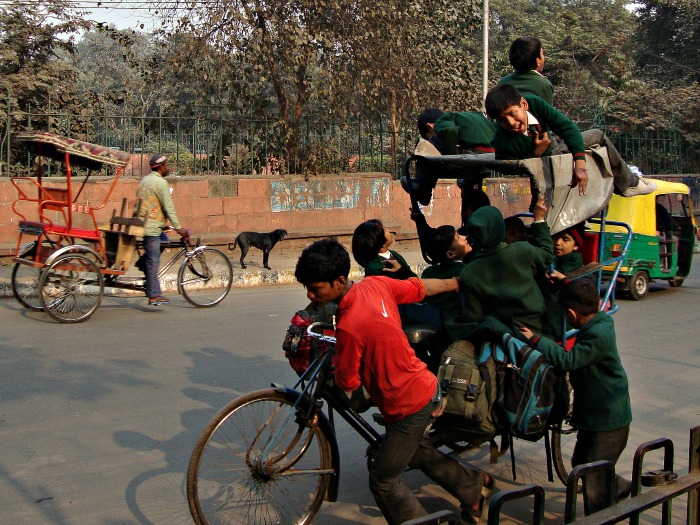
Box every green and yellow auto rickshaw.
[596,179,696,300]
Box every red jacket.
[334,277,436,421]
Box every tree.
[633,0,700,84]
[0,0,91,131]
[333,0,483,166]
[151,0,348,162]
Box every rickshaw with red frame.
[10,131,233,323]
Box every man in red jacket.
[294,238,493,525]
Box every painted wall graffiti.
[271,177,390,212]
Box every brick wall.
[0,174,532,254]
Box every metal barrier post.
[401,510,457,525]
[631,437,675,525]
[565,460,615,523]
[487,484,545,525]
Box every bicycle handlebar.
[306,322,337,345]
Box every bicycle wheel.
[12,241,50,311]
[39,253,104,323]
[178,248,233,307]
[551,389,578,485]
[187,389,333,525]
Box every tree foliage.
[633,0,700,84]
[0,0,90,128]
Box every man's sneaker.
[622,176,657,197]
[148,296,171,306]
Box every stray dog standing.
[229,229,288,270]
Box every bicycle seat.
[403,323,440,345]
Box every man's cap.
[149,154,167,168]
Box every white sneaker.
[622,176,657,197]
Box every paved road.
[0,259,698,524]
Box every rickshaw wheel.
[39,253,104,323]
[669,276,684,287]
[627,271,649,301]
[11,240,55,311]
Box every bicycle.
[106,234,234,308]
[12,234,233,322]
[186,322,577,525]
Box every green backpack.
[435,339,504,440]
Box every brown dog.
[229,229,288,270]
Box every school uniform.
[364,250,417,279]
[499,70,554,105]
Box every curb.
[0,263,430,299]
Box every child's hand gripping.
[382,258,402,273]
[532,130,552,157]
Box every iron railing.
[1,102,698,179]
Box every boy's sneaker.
[148,296,170,306]
[622,176,657,197]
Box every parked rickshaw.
[592,179,696,300]
[10,131,233,323]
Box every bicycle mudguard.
[271,383,341,502]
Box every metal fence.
[0,99,698,180]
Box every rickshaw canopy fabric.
[17,131,131,170]
[412,146,615,235]
[598,179,691,237]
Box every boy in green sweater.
[499,36,554,105]
[417,108,497,155]
[484,84,656,198]
[456,196,553,334]
[520,278,632,515]
[352,219,417,279]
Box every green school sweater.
[364,250,417,280]
[458,206,554,331]
[540,251,584,340]
[533,312,632,431]
[491,95,585,163]
[434,112,498,155]
[499,71,554,105]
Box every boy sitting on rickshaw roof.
[417,108,498,155]
[484,84,657,198]
[498,36,554,105]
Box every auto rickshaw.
[593,178,696,300]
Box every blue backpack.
[482,333,567,441]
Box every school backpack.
[435,339,504,442]
[486,333,568,441]
[282,303,337,376]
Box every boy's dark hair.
[504,216,527,244]
[461,188,491,222]
[294,237,351,285]
[558,277,599,315]
[351,219,386,268]
[417,108,444,139]
[426,225,456,264]
[485,84,523,119]
[509,36,542,73]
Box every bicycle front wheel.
[187,390,333,525]
[39,253,104,323]
[178,247,233,307]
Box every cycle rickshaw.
[10,131,233,323]
[185,149,634,524]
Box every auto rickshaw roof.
[596,178,692,236]
[17,131,131,170]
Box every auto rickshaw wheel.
[628,271,649,301]
[669,276,684,287]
